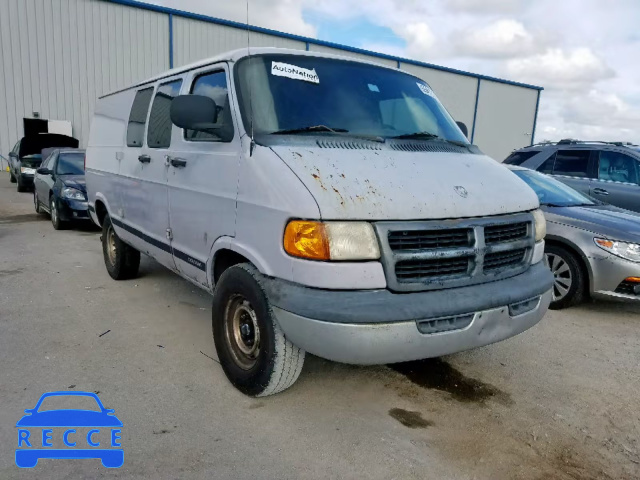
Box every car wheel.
[101,213,140,280]
[212,263,305,397]
[50,195,66,230]
[16,175,26,192]
[544,245,586,309]
[9,170,16,183]
[34,191,43,214]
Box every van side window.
[186,71,233,142]
[148,80,183,149]
[126,88,154,147]
[552,150,590,177]
[598,151,639,184]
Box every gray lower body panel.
[273,290,551,364]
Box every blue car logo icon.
[16,391,123,468]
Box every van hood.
[271,145,539,220]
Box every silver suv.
[505,140,640,213]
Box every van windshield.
[234,54,468,143]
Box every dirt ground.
[1,175,639,479]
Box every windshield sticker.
[271,62,319,84]
[368,84,380,92]
[417,82,435,97]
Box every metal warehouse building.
[0,0,543,162]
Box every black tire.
[34,191,43,214]
[545,245,586,309]
[9,171,16,183]
[16,175,26,192]
[50,195,67,230]
[101,214,140,280]
[212,264,305,397]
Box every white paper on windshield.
[417,82,435,97]
[271,62,320,84]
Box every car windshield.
[512,169,596,207]
[234,54,468,143]
[56,153,84,175]
[37,395,101,412]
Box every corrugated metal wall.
[0,0,540,162]
[173,17,305,68]
[473,80,539,161]
[0,0,168,156]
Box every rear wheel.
[101,213,140,280]
[212,264,305,397]
[545,245,586,309]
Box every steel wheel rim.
[106,225,117,266]
[50,200,57,224]
[224,294,260,370]
[545,253,572,301]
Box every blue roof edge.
[103,0,544,91]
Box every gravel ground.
[0,174,638,479]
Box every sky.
[147,0,640,144]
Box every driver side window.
[186,70,233,142]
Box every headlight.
[532,209,546,242]
[20,167,36,174]
[62,187,86,201]
[594,238,640,263]
[284,220,380,261]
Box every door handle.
[169,157,187,168]
[593,187,609,196]
[138,154,151,164]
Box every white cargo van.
[86,48,553,396]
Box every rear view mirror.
[456,121,469,139]
[170,95,218,131]
[36,167,52,175]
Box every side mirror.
[456,121,469,139]
[170,95,218,131]
[36,167,51,175]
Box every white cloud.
[454,19,536,58]
[444,0,524,14]
[401,22,437,57]
[506,48,615,90]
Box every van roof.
[100,47,406,99]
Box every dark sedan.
[510,166,640,309]
[8,134,79,192]
[34,149,89,230]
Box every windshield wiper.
[270,125,349,135]
[391,132,469,148]
[270,125,385,143]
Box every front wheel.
[16,175,26,192]
[50,196,67,230]
[9,170,16,183]
[545,245,586,309]
[212,264,305,397]
[34,191,43,214]
[101,214,140,280]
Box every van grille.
[388,228,471,251]
[395,256,472,281]
[375,214,534,292]
[485,222,528,244]
[484,249,527,272]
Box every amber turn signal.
[283,221,330,260]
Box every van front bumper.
[263,262,553,365]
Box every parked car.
[33,149,88,230]
[504,139,640,213]
[87,47,553,396]
[509,166,640,308]
[8,134,79,192]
